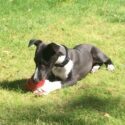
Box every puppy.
[28,39,115,94]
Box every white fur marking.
[91,65,100,73]
[56,55,66,64]
[34,68,38,80]
[107,64,115,71]
[39,80,62,94]
[52,60,73,80]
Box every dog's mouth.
[33,59,56,82]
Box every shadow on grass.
[38,96,122,125]
[0,79,27,93]
[0,80,124,124]
[1,93,123,125]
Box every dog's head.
[28,39,66,82]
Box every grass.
[0,0,125,124]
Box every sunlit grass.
[0,0,125,125]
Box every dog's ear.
[28,39,42,47]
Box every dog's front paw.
[33,80,50,96]
[33,89,48,96]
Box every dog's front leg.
[43,80,62,94]
[61,72,78,87]
[62,78,77,88]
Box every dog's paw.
[33,89,48,96]
[91,65,100,73]
[107,64,115,71]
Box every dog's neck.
[55,56,69,67]
[56,55,66,64]
[55,45,70,67]
[52,45,73,80]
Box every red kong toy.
[26,78,45,92]
[25,77,62,95]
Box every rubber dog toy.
[26,78,45,92]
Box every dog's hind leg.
[91,47,115,72]
[91,65,101,73]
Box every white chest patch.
[52,60,73,80]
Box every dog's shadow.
[0,79,27,93]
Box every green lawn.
[0,0,125,125]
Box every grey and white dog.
[28,39,115,94]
